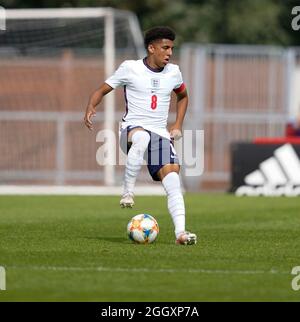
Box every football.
[127,214,159,244]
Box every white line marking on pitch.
[7,266,288,275]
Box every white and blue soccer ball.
[127,214,159,244]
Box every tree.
[2,0,299,46]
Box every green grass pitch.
[0,194,299,302]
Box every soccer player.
[84,26,197,245]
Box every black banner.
[0,302,291,320]
[230,142,300,195]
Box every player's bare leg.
[120,128,150,208]
[158,164,197,245]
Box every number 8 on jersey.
[151,95,157,110]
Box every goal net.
[0,8,155,193]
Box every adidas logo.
[235,144,300,197]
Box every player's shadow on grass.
[85,236,129,244]
[85,236,165,245]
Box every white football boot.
[120,192,135,208]
[175,231,197,245]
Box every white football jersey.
[105,58,185,139]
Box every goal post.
[1,8,146,188]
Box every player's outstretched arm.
[169,89,188,140]
[84,83,113,130]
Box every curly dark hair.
[144,26,176,50]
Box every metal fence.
[181,44,298,190]
[0,44,299,191]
